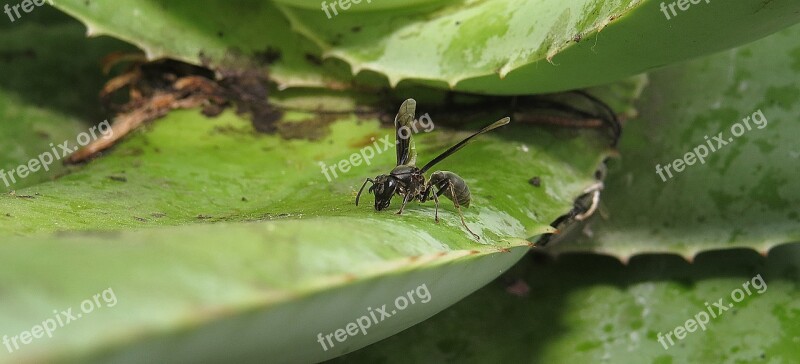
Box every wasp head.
[370,174,398,211]
[356,174,397,211]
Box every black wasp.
[356,98,510,239]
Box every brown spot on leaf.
[254,47,282,65]
[217,66,282,133]
[276,115,336,141]
[305,53,323,66]
[348,132,381,148]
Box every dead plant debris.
[67,55,281,163]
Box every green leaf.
[276,0,800,94]
[333,244,800,362]
[50,0,360,90]
[50,0,800,95]
[550,23,800,260]
[0,14,628,360]
[273,0,448,11]
[0,107,615,362]
[1,108,610,236]
[0,14,135,189]
[333,22,800,364]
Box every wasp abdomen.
[430,171,471,207]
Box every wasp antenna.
[420,116,511,173]
[355,178,374,206]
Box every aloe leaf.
[549,23,800,260]
[335,23,800,364]
[0,105,617,362]
[0,16,135,189]
[0,13,627,360]
[275,0,800,94]
[333,244,800,362]
[49,0,360,90]
[272,0,448,11]
[49,1,800,95]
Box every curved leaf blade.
[278,0,800,94]
[550,24,800,259]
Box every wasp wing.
[420,117,510,173]
[395,98,417,166]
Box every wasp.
[356,99,510,239]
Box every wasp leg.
[432,190,440,223]
[444,182,480,240]
[396,193,413,215]
[421,183,441,223]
